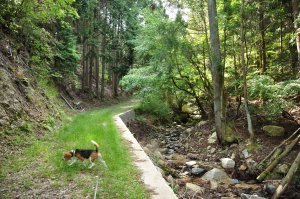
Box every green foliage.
[54,25,80,84]
[248,75,300,117]
[137,93,171,122]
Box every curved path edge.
[114,110,178,199]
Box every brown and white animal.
[63,140,107,168]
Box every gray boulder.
[202,168,232,184]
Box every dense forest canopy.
[0,0,300,143]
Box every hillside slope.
[0,32,63,161]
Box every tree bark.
[259,4,267,73]
[240,0,254,142]
[208,0,225,144]
[292,0,300,76]
[100,0,107,100]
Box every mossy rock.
[224,123,238,143]
[262,125,284,137]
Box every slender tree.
[240,0,254,142]
[208,0,225,144]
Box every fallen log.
[258,128,300,168]
[272,151,300,199]
[257,134,300,181]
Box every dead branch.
[60,94,76,111]
[258,128,300,168]
[257,133,300,181]
[272,151,300,199]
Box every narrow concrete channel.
[114,110,177,199]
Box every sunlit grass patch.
[0,100,149,198]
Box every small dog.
[63,140,107,168]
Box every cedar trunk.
[208,0,225,144]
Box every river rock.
[264,183,276,194]
[262,125,284,137]
[186,183,205,194]
[239,164,247,171]
[202,168,232,184]
[242,149,251,158]
[220,158,235,169]
[208,132,217,144]
[224,124,238,143]
[191,167,206,176]
[275,163,289,174]
[210,147,216,154]
[241,193,266,199]
[186,160,197,167]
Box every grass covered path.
[0,100,150,199]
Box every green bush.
[248,75,299,118]
[137,94,171,122]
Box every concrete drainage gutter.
[114,110,177,199]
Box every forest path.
[0,99,150,199]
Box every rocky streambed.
[128,120,300,199]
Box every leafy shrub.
[248,75,300,117]
[136,93,171,122]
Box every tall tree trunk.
[259,3,267,73]
[240,0,254,142]
[208,0,225,144]
[89,46,94,92]
[82,39,86,90]
[100,0,107,100]
[85,45,90,90]
[95,47,100,98]
[292,0,300,76]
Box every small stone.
[210,147,216,154]
[264,183,276,194]
[186,183,205,193]
[208,132,217,144]
[191,168,206,176]
[276,164,289,174]
[230,153,236,160]
[239,164,247,171]
[241,193,266,199]
[220,158,235,169]
[179,171,189,177]
[232,179,240,184]
[186,161,197,167]
[242,149,251,158]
